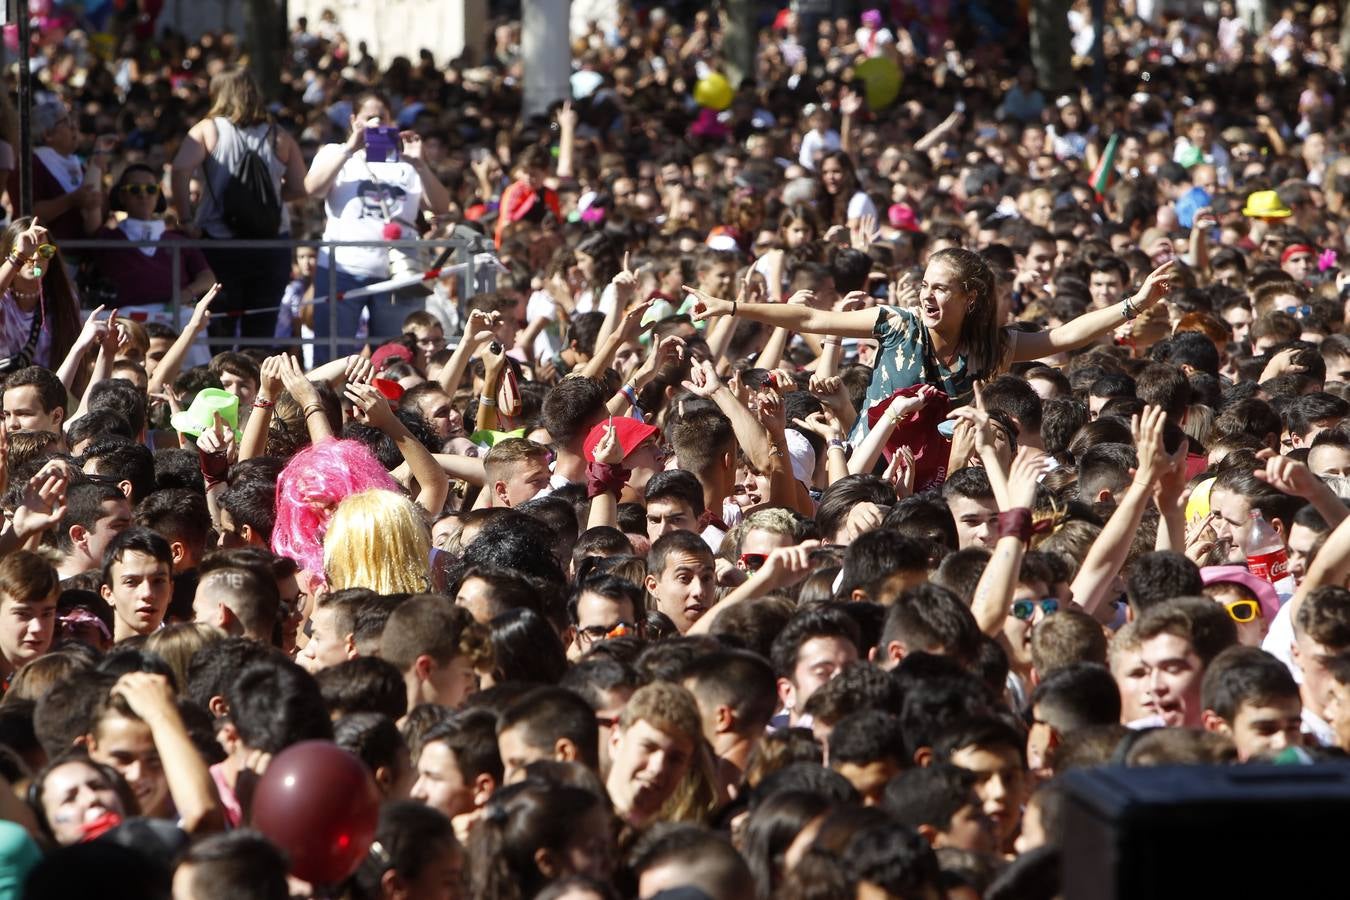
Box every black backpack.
[214,119,282,239]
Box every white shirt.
[846,190,878,223]
[1302,707,1336,747]
[312,145,425,279]
[1263,602,1298,678]
[526,289,563,362]
[799,128,841,170]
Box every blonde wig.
[323,489,432,594]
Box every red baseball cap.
[371,342,414,372]
[583,417,661,463]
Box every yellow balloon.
[855,56,903,110]
[1185,477,1214,524]
[694,73,734,111]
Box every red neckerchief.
[698,509,729,532]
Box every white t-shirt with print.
[313,144,424,279]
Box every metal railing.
[59,236,500,360]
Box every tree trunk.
[245,0,283,94]
[1030,0,1073,95]
[523,0,572,119]
[1341,0,1350,65]
[721,0,755,89]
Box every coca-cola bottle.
[1244,508,1296,604]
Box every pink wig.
[272,438,400,575]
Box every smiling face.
[416,387,462,441]
[88,713,167,817]
[1089,271,1124,308]
[919,260,973,340]
[606,719,693,825]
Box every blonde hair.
[206,68,270,126]
[146,623,225,690]
[324,489,432,594]
[619,681,701,746]
[115,317,148,358]
[656,739,722,825]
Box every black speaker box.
[1061,764,1350,900]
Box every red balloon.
[250,741,380,885]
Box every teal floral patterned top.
[848,304,982,443]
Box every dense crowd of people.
[0,0,1347,898]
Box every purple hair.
[272,438,400,575]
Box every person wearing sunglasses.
[1200,566,1278,648]
[88,164,218,311]
[732,508,799,575]
[567,575,644,661]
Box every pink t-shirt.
[209,762,243,828]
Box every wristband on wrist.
[997,508,1034,543]
[730,300,738,317]
[586,461,631,499]
[197,447,230,485]
[620,384,638,406]
[252,398,275,409]
[303,404,325,418]
[479,396,497,408]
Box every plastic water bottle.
[1245,509,1296,604]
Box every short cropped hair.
[681,650,778,734]
[3,366,65,414]
[1134,596,1238,666]
[496,687,599,770]
[380,595,493,673]
[1029,662,1121,731]
[1200,645,1299,722]
[647,530,714,579]
[1029,608,1108,675]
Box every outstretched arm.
[147,285,221,396]
[1071,406,1182,618]
[684,285,880,339]
[970,448,1050,637]
[346,381,450,516]
[1013,260,1177,361]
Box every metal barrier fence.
[59,237,500,361]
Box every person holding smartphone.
[303,91,451,364]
